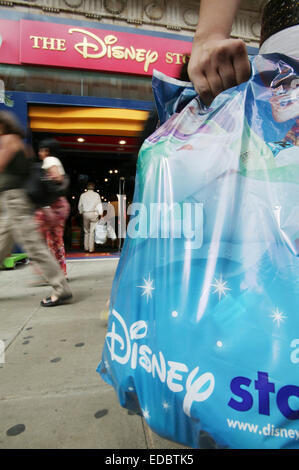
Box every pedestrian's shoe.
[40,293,73,307]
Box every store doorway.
[29,105,149,255]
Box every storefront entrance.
[29,104,150,254]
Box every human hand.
[188,36,251,106]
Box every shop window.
[0,65,153,101]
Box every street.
[0,258,186,449]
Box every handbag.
[95,221,108,244]
[24,161,70,207]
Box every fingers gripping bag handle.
[97,53,299,449]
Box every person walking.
[78,182,103,253]
[35,139,70,278]
[0,111,72,307]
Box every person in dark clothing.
[0,110,72,307]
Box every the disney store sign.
[18,19,191,76]
[30,28,159,73]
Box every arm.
[188,0,251,105]
[46,165,64,182]
[0,134,21,172]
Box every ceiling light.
[114,170,118,173]
[77,137,85,142]
[109,170,113,174]
[118,140,126,145]
[104,178,108,182]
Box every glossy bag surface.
[97,54,299,449]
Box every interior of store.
[29,105,150,254]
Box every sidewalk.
[0,258,187,449]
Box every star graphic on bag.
[211,274,231,301]
[142,407,150,420]
[162,401,171,411]
[270,307,287,327]
[137,274,155,302]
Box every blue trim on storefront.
[14,91,153,110]
[0,8,259,54]
[0,8,259,133]
[0,91,154,141]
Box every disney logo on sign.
[68,28,159,72]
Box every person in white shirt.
[78,182,103,252]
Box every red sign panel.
[0,19,20,64]
[0,18,192,77]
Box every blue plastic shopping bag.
[97,53,299,449]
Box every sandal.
[40,294,73,307]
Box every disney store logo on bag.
[105,309,299,421]
[229,371,299,420]
[105,309,215,417]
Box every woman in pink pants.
[35,139,70,278]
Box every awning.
[28,105,149,136]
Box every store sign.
[0,19,20,64]
[0,18,192,77]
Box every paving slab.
[0,318,107,399]
[0,258,189,450]
[0,388,146,449]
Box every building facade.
[0,0,266,46]
[0,0,264,213]
[0,0,263,129]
